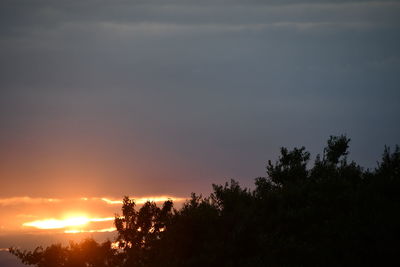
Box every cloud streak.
[23,217,115,230]
[0,197,60,206]
[2,0,400,41]
[0,196,185,206]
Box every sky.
[0,0,400,263]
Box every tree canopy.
[11,136,400,266]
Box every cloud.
[1,0,399,38]
[0,197,60,206]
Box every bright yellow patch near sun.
[23,217,90,229]
[23,217,114,230]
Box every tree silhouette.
[114,196,173,266]
[267,146,310,185]
[324,134,350,165]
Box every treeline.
[11,136,400,266]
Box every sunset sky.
[1,1,400,265]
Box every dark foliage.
[9,239,121,267]
[11,136,400,266]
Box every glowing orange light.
[23,217,89,229]
[23,217,114,230]
[101,196,185,205]
[111,241,120,249]
[64,227,116,234]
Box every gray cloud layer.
[1,0,399,197]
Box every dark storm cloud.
[0,0,399,197]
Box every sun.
[23,213,116,231]
[23,216,90,229]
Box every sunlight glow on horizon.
[23,217,115,230]
[64,227,116,234]
[101,196,186,205]
[0,195,187,235]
